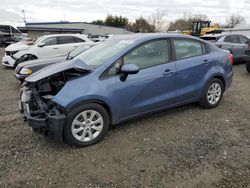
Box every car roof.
[108,33,204,42]
[39,34,88,38]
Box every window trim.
[100,38,173,80]
[171,38,209,61]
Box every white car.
[2,34,94,67]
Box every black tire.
[246,62,250,73]
[199,78,224,109]
[63,103,110,147]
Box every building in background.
[17,22,132,39]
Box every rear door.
[57,36,87,55]
[173,38,210,103]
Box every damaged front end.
[19,60,93,141]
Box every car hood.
[25,59,93,83]
[18,55,67,68]
[5,41,30,51]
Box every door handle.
[74,46,79,48]
[204,59,209,65]
[53,47,59,50]
[162,69,174,76]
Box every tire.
[63,103,110,147]
[246,62,250,73]
[199,78,224,109]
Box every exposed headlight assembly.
[19,68,33,75]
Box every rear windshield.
[200,36,221,43]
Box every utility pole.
[22,10,27,26]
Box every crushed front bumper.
[2,54,16,67]
[19,90,66,141]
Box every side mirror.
[37,42,45,47]
[120,63,139,81]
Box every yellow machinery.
[182,21,221,37]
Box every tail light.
[228,53,233,65]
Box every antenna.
[22,10,27,25]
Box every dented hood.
[25,59,93,83]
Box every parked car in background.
[14,45,93,82]
[2,34,94,67]
[0,31,3,47]
[20,34,233,147]
[200,33,250,63]
[246,62,250,73]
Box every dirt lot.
[0,47,249,188]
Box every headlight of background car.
[19,68,33,75]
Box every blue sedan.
[20,34,233,147]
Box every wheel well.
[68,100,113,123]
[22,54,38,59]
[213,76,225,91]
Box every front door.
[102,39,176,119]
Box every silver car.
[201,34,250,63]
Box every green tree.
[104,14,128,27]
[128,17,155,33]
[91,19,105,25]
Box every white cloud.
[0,0,249,27]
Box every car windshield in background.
[78,40,132,68]
[67,45,92,60]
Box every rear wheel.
[199,78,224,108]
[246,62,250,73]
[64,103,109,147]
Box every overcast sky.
[0,0,249,27]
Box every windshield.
[78,40,132,68]
[34,35,47,44]
[67,45,92,60]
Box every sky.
[0,0,250,27]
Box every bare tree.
[148,9,168,32]
[168,13,208,31]
[225,14,245,28]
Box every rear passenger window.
[73,37,85,43]
[57,36,75,44]
[239,36,249,44]
[173,39,203,60]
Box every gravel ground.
[0,47,249,188]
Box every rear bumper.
[20,100,66,142]
[234,55,250,63]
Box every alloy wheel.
[71,110,104,142]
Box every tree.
[128,17,155,33]
[225,14,245,28]
[148,9,168,32]
[104,15,129,27]
[91,20,104,25]
[168,13,208,31]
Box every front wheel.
[199,78,224,108]
[64,103,110,147]
[246,62,250,73]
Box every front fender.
[14,49,38,60]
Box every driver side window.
[124,40,170,69]
[43,37,57,46]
